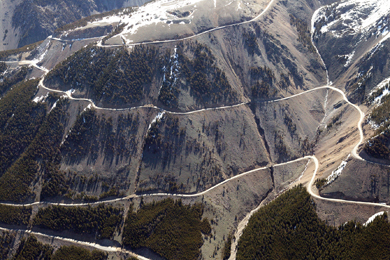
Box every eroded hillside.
[1,0,390,259]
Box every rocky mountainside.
[1,0,390,259]
[0,0,330,203]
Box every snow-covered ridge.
[64,0,259,44]
[314,0,390,38]
[90,0,203,39]
[369,76,390,104]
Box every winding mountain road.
[0,226,149,260]
[4,67,387,258]
[2,0,390,258]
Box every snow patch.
[158,45,180,101]
[344,51,355,67]
[50,100,58,112]
[370,76,390,95]
[33,40,51,64]
[325,155,350,185]
[83,104,92,112]
[367,119,380,130]
[373,88,390,104]
[33,92,49,103]
[369,76,390,104]
[60,134,69,146]
[148,111,165,131]
[0,69,8,77]
[364,211,386,226]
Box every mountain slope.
[1,0,390,259]
[0,0,150,51]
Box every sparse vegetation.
[243,30,259,55]
[368,83,389,104]
[250,66,275,83]
[300,136,313,156]
[279,72,291,90]
[188,44,237,103]
[33,204,122,239]
[237,185,390,259]
[262,32,283,63]
[0,232,15,259]
[284,113,297,134]
[141,114,189,192]
[123,199,211,260]
[361,87,390,161]
[315,178,327,189]
[370,94,390,131]
[0,41,44,60]
[102,23,127,45]
[61,109,138,175]
[11,0,130,47]
[251,81,275,99]
[364,131,390,160]
[289,15,316,53]
[327,113,342,129]
[274,131,290,162]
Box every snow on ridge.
[364,211,386,226]
[314,0,390,38]
[325,155,350,186]
[368,76,390,104]
[89,0,203,38]
[374,77,390,92]
[373,88,390,104]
